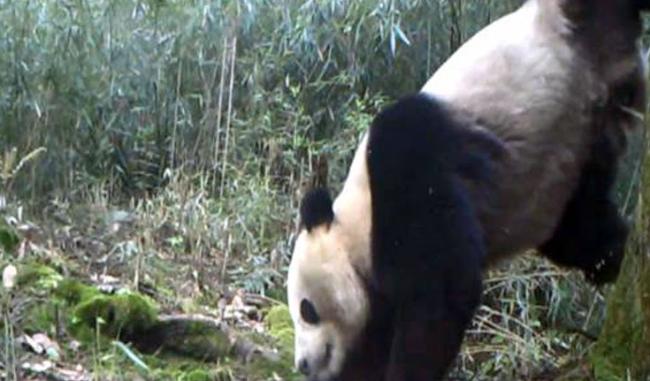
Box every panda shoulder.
[367,93,505,184]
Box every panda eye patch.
[300,299,320,325]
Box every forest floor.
[1,193,608,381]
[1,198,297,381]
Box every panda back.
[420,0,600,259]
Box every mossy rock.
[265,304,294,352]
[17,263,63,290]
[251,304,298,380]
[148,318,232,361]
[58,279,234,362]
[55,279,102,305]
[265,305,293,334]
[70,290,159,341]
[142,356,234,381]
[54,279,159,343]
[272,327,294,353]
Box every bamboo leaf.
[393,24,411,46]
[112,341,150,374]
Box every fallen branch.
[130,313,280,364]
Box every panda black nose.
[298,358,310,375]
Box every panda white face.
[288,224,370,380]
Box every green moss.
[247,304,299,380]
[17,263,63,290]
[145,357,234,381]
[70,290,159,341]
[54,279,159,344]
[246,357,300,381]
[55,279,101,305]
[4,263,63,334]
[53,278,159,342]
[265,287,288,304]
[182,369,211,381]
[153,319,232,361]
[23,302,58,334]
[179,368,234,381]
[0,223,20,253]
[265,305,293,333]
[265,304,294,353]
[273,327,294,352]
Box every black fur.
[633,0,650,10]
[300,188,335,232]
[335,282,394,381]
[338,94,488,380]
[538,128,628,285]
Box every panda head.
[288,188,370,380]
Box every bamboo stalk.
[219,36,237,198]
[212,37,229,194]
[171,52,183,169]
[192,44,221,166]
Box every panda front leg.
[367,94,489,380]
[385,266,482,381]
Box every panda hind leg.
[538,133,628,286]
[539,194,628,285]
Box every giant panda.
[287,1,648,380]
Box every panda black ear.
[300,188,334,232]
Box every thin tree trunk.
[591,135,650,380]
